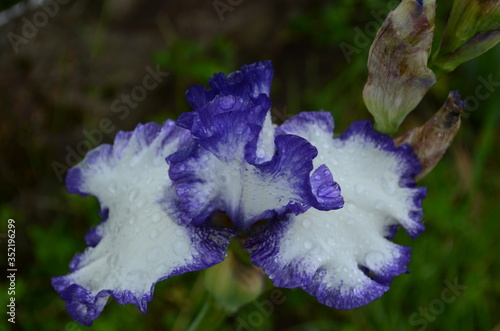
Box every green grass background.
[0,0,499,330]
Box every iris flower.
[52,61,426,326]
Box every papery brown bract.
[394,91,465,181]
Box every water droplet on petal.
[302,219,312,228]
[129,189,140,202]
[375,200,385,210]
[220,95,236,110]
[106,253,120,268]
[304,241,313,250]
[219,175,227,183]
[108,182,118,193]
[392,249,401,258]
[355,184,365,195]
[175,228,184,237]
[381,180,396,195]
[155,264,166,275]
[147,246,162,262]
[126,270,145,282]
[174,241,189,255]
[256,147,265,159]
[152,213,161,223]
[129,156,141,168]
[365,250,385,270]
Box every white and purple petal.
[52,121,233,326]
[185,60,273,109]
[182,61,276,164]
[169,96,343,230]
[247,111,426,309]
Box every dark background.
[0,0,499,330]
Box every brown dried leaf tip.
[394,91,466,181]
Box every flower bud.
[394,91,465,180]
[204,250,265,313]
[363,0,437,134]
[431,0,500,73]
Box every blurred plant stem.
[173,236,265,331]
[471,88,499,194]
[186,295,227,331]
[172,274,227,331]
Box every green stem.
[187,295,227,331]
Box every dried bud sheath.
[394,91,465,180]
[363,0,436,134]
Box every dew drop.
[302,219,312,229]
[106,253,120,268]
[220,95,236,109]
[136,199,146,208]
[126,270,144,282]
[129,156,141,168]
[256,147,265,159]
[365,250,385,270]
[152,213,161,223]
[147,246,163,262]
[155,264,166,275]
[219,175,227,183]
[108,182,118,194]
[174,241,189,255]
[374,200,385,210]
[304,241,313,250]
[129,189,140,202]
[381,180,396,195]
[355,184,365,195]
[392,249,401,258]
[175,228,184,237]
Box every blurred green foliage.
[1,0,499,330]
